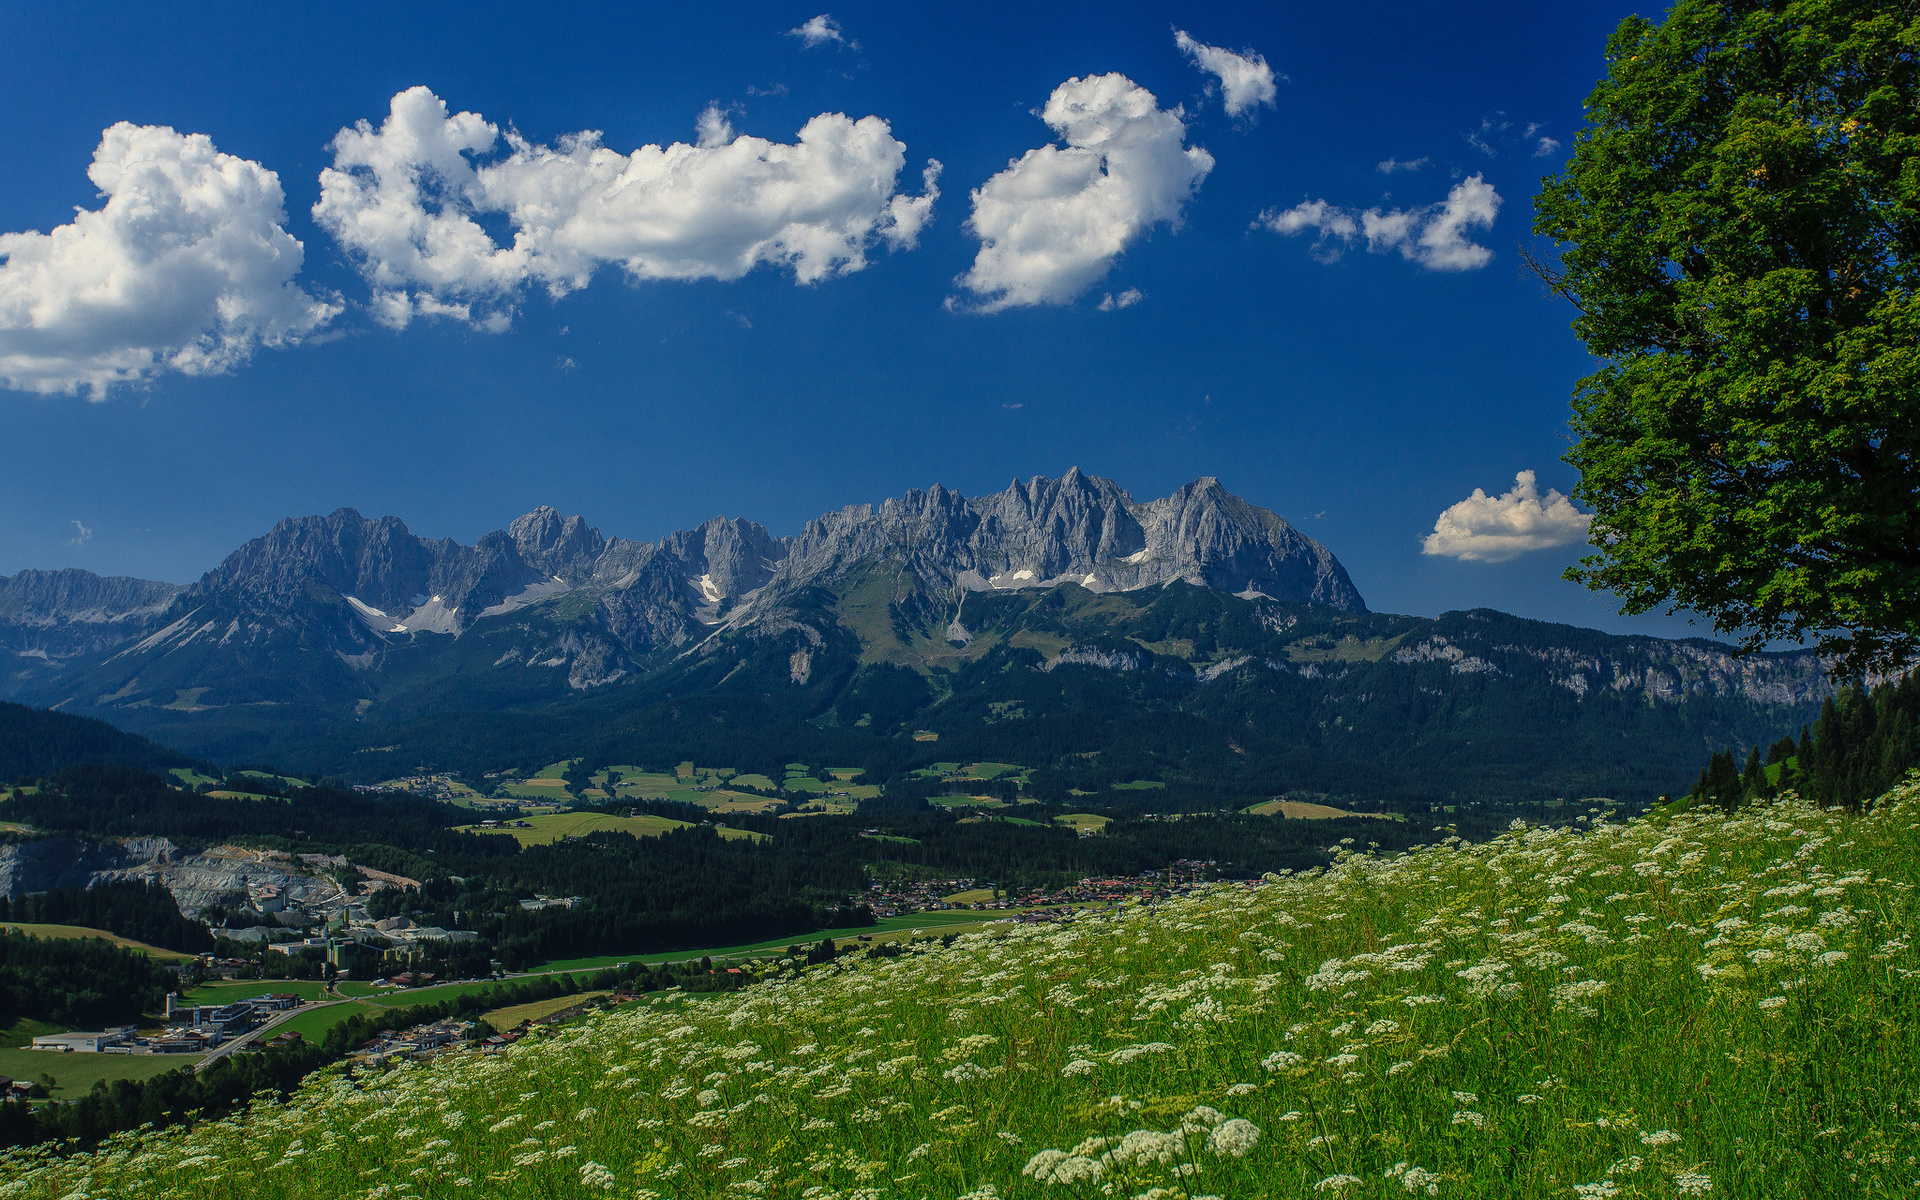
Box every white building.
[31,1028,135,1053]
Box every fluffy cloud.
[1422,471,1592,563]
[1097,287,1143,311]
[0,123,337,396]
[313,87,939,329]
[1174,30,1278,117]
[788,14,853,49]
[956,74,1212,312]
[1260,174,1500,271]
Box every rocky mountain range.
[0,569,183,666]
[1,469,1363,699]
[0,470,1838,800]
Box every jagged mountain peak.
[508,507,605,581]
[1,471,1366,713]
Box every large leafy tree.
[1535,0,1920,675]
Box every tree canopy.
[1535,0,1920,675]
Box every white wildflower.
[1205,1118,1261,1157]
[578,1161,615,1191]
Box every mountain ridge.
[0,472,1838,801]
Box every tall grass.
[6,780,1919,1199]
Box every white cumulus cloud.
[1174,30,1278,117]
[0,122,337,397]
[313,86,939,329]
[1260,174,1500,271]
[956,74,1212,312]
[1097,287,1143,311]
[1422,470,1592,563]
[788,14,853,49]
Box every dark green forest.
[1690,672,1920,812]
[35,583,1825,809]
[0,879,213,954]
[0,930,173,1028]
[0,701,203,782]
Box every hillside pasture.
[0,1049,198,1099]
[930,795,1005,809]
[456,812,763,846]
[1054,812,1112,832]
[1240,798,1400,820]
[0,923,191,960]
[28,781,1920,1199]
[481,990,609,1030]
[184,980,329,1004]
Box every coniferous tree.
[1740,747,1767,801]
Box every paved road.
[194,1000,353,1072]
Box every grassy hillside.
[6,779,1918,1197]
[454,811,765,847]
[0,922,192,960]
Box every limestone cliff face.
[0,569,182,663]
[766,468,1365,611]
[6,471,1358,684]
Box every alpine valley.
[0,471,1834,806]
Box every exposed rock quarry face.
[0,837,337,919]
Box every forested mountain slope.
[0,472,1835,802]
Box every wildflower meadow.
[9,780,1920,1199]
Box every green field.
[0,1049,198,1098]
[482,991,609,1030]
[1054,812,1113,832]
[235,770,309,789]
[1239,798,1399,820]
[184,979,330,1004]
[526,911,1007,974]
[457,810,765,846]
[0,1019,64,1050]
[458,811,687,845]
[364,980,529,1009]
[959,761,1024,779]
[268,1001,377,1043]
[1111,779,1166,790]
[930,794,1006,808]
[730,773,779,790]
[0,923,190,959]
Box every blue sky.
[0,1,1710,638]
